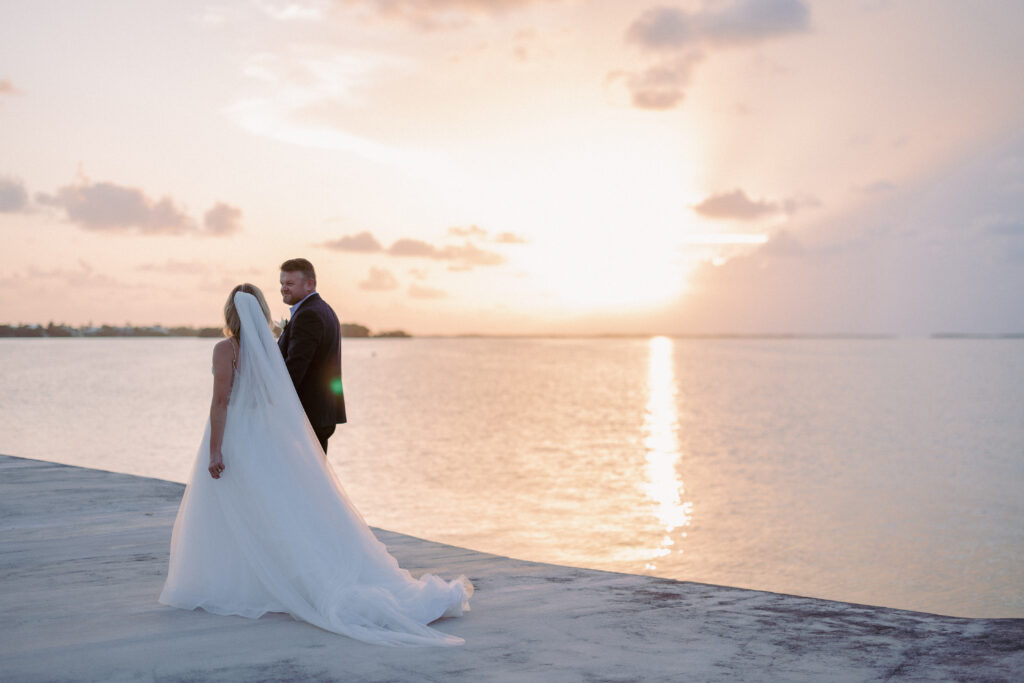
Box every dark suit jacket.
[278,293,347,429]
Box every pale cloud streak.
[694,189,775,220]
[680,233,768,245]
[136,260,210,275]
[693,189,817,220]
[447,225,487,238]
[338,0,554,29]
[387,238,506,266]
[203,203,244,236]
[359,266,399,291]
[450,225,528,244]
[0,176,30,212]
[134,260,263,278]
[626,0,810,50]
[387,238,437,257]
[226,49,444,171]
[322,231,384,252]
[257,0,329,21]
[37,180,195,234]
[494,231,528,244]
[617,0,811,110]
[28,261,130,291]
[408,283,447,299]
[609,54,703,110]
[36,177,241,237]
[227,96,410,164]
[323,229,513,268]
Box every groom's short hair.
[280,258,316,284]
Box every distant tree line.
[0,322,410,338]
[0,322,225,338]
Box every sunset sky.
[2,0,1023,335]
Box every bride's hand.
[209,452,225,479]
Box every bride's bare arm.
[208,339,235,479]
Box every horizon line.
[3,322,1023,341]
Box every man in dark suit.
[278,258,346,453]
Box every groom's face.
[280,270,315,305]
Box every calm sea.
[1,337,1021,618]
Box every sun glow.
[524,236,691,311]
[455,117,706,312]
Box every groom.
[278,258,347,453]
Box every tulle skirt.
[159,402,471,646]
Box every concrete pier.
[1,454,1021,681]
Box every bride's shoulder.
[211,338,236,367]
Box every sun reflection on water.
[642,336,692,570]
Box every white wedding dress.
[159,291,471,646]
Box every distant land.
[0,322,410,339]
[2,324,1021,340]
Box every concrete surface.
[1,454,1021,682]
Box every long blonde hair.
[223,283,274,340]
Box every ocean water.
[1,336,1021,618]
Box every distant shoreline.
[2,328,1022,341]
[0,322,409,339]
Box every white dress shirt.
[289,291,317,318]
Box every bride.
[159,284,472,646]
